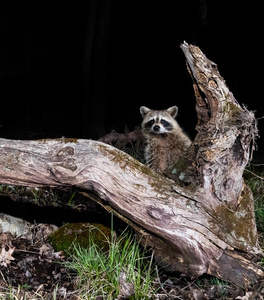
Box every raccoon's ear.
[167,106,178,118]
[140,106,151,117]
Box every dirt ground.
[0,223,263,300]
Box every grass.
[0,284,57,300]
[63,227,158,299]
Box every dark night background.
[1,1,263,158]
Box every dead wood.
[0,43,263,287]
[98,127,143,145]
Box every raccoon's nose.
[153,125,160,132]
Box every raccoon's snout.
[153,125,160,132]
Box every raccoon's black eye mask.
[145,119,155,128]
[145,118,172,130]
[160,119,171,128]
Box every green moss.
[226,101,242,116]
[38,138,79,144]
[209,184,258,252]
[49,223,112,254]
[98,143,187,197]
[99,143,162,183]
[99,143,138,170]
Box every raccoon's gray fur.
[140,106,191,173]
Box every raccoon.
[140,106,191,174]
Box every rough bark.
[0,43,263,287]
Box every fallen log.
[0,42,263,287]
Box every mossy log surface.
[0,42,263,287]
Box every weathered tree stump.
[0,42,263,287]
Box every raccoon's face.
[140,106,179,135]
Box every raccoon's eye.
[145,119,154,128]
[160,119,171,128]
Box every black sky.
[0,1,263,157]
